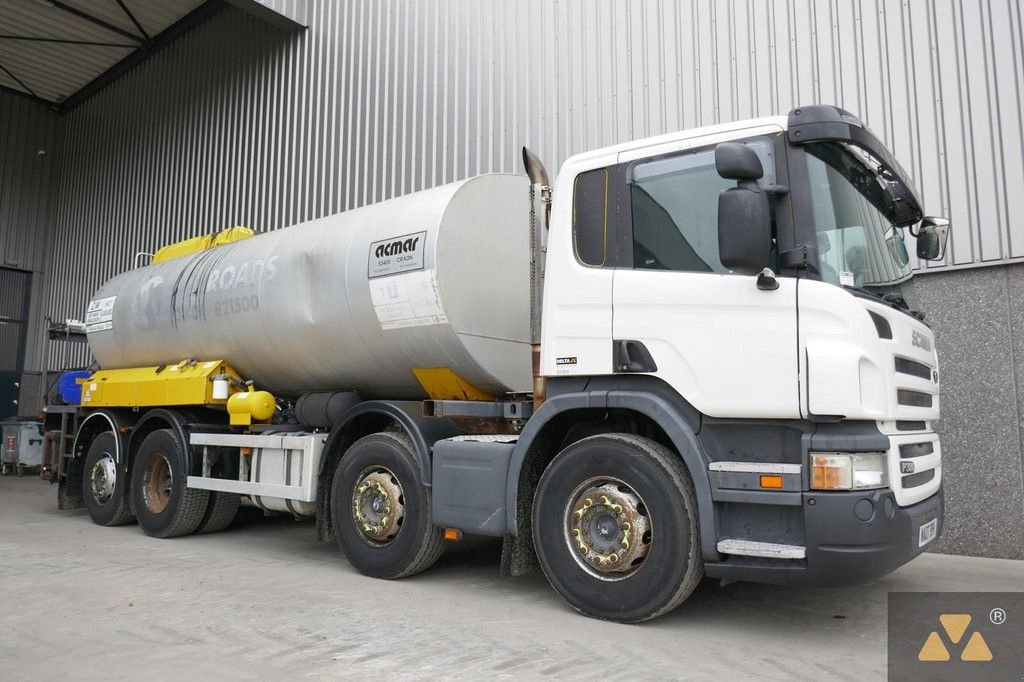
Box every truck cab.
[535,104,946,592]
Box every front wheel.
[331,432,444,579]
[532,433,703,623]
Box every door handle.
[613,340,658,373]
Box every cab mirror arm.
[756,268,780,291]
[779,245,811,269]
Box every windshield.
[805,142,913,290]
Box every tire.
[331,432,444,579]
[130,429,209,538]
[532,433,703,623]
[82,432,135,526]
[195,491,241,534]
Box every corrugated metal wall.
[240,0,309,26]
[36,0,1024,368]
[0,91,59,373]
[0,268,31,373]
[0,93,57,274]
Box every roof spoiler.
[786,105,923,227]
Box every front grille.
[896,420,927,432]
[900,442,934,459]
[890,431,940,504]
[897,389,933,408]
[895,357,932,381]
[902,469,936,489]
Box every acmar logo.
[918,614,993,662]
[375,235,420,258]
[912,329,932,352]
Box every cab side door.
[612,128,801,419]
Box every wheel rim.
[563,477,652,581]
[142,453,173,515]
[351,466,405,545]
[90,453,117,503]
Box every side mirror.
[916,216,950,261]
[717,143,771,276]
[715,142,764,180]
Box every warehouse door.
[0,267,31,419]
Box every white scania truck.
[57,105,949,622]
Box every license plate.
[918,518,937,547]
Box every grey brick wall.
[916,264,1024,559]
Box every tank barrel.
[85,175,534,400]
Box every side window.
[572,168,610,266]
[628,141,774,272]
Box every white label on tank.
[369,269,448,330]
[368,231,427,278]
[85,296,116,333]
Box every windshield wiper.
[842,284,926,322]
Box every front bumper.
[705,485,944,586]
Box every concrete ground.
[2,476,1022,681]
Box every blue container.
[59,371,91,405]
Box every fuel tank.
[85,174,533,398]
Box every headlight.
[811,452,888,490]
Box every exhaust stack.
[522,147,552,409]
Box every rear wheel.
[532,433,703,623]
[195,491,241,534]
[131,429,209,538]
[83,432,134,526]
[331,432,444,579]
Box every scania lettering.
[55,105,950,623]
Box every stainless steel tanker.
[85,174,533,398]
